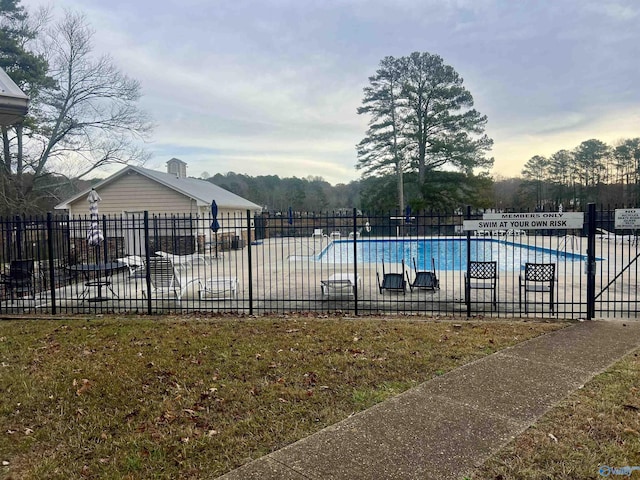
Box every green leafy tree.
[547,149,574,208]
[521,155,550,209]
[401,52,493,179]
[573,139,610,205]
[613,138,640,204]
[357,52,493,211]
[356,56,407,212]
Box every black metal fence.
[0,205,638,319]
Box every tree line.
[518,137,640,210]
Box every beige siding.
[65,173,256,245]
[67,171,195,217]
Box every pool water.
[317,238,587,271]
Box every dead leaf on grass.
[76,379,92,396]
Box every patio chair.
[408,257,439,292]
[146,256,202,303]
[464,261,498,309]
[377,260,407,294]
[321,273,361,299]
[519,262,556,314]
[1,259,36,303]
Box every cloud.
[20,0,640,185]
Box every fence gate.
[592,205,640,318]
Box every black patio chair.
[464,261,498,309]
[408,257,439,292]
[1,259,36,303]
[377,260,407,295]
[519,262,556,314]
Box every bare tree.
[32,11,152,179]
[0,7,153,213]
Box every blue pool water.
[317,238,587,271]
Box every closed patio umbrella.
[210,199,220,233]
[288,206,293,225]
[86,189,104,248]
[210,199,220,256]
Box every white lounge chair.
[200,277,238,300]
[117,255,145,277]
[311,229,326,239]
[155,251,209,268]
[146,257,202,303]
[329,231,341,240]
[321,273,361,299]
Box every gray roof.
[0,67,28,126]
[55,164,262,211]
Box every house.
[0,67,29,126]
[55,159,262,257]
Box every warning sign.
[463,212,584,231]
[614,209,640,229]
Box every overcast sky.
[23,0,640,184]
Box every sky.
[22,0,640,185]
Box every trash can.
[231,236,245,250]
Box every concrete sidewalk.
[218,320,640,480]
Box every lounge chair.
[408,257,439,292]
[321,273,361,299]
[519,262,556,314]
[465,261,498,309]
[311,229,326,239]
[118,255,145,277]
[377,260,406,294]
[1,259,36,302]
[199,277,238,300]
[146,256,202,303]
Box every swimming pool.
[316,237,588,271]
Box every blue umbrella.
[210,199,220,232]
[288,206,293,225]
[405,204,412,224]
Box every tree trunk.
[2,127,11,174]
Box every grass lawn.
[0,315,565,479]
[471,347,640,480]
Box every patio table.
[66,261,127,302]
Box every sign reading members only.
[463,212,584,231]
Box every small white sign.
[615,209,640,229]
[463,212,584,231]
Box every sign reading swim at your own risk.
[463,212,584,231]
[614,208,640,229]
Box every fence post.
[465,205,472,318]
[144,211,152,315]
[353,207,359,316]
[46,212,57,315]
[246,209,253,315]
[586,203,596,319]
